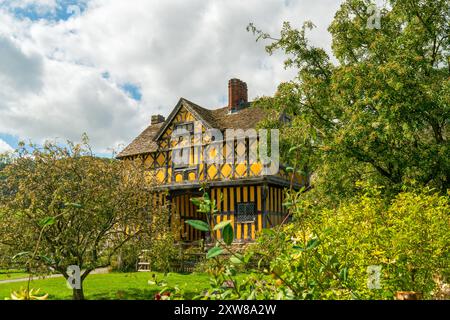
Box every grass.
[0,271,213,300]
[0,270,30,281]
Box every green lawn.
[0,270,30,281]
[0,272,213,300]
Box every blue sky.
[0,133,17,148]
[3,0,88,21]
[0,0,344,155]
[102,72,142,102]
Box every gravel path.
[0,268,110,284]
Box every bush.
[249,185,450,299]
[319,186,450,299]
[147,233,177,272]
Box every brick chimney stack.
[151,114,165,125]
[228,78,248,112]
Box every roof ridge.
[180,97,209,111]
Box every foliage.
[173,188,255,299]
[0,153,11,172]
[181,186,448,300]
[318,185,450,299]
[145,197,178,272]
[112,202,176,273]
[249,0,450,203]
[6,287,48,300]
[0,136,158,299]
[250,185,450,299]
[175,188,346,300]
[228,0,450,301]
[188,186,234,250]
[244,197,353,299]
[111,244,141,272]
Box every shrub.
[319,186,450,299]
[250,185,450,299]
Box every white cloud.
[0,139,13,154]
[0,36,43,91]
[0,0,344,153]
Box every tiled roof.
[210,105,267,130]
[117,98,267,158]
[117,122,164,158]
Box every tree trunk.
[73,283,85,300]
[117,249,123,271]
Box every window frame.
[174,122,194,134]
[235,202,257,223]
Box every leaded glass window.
[236,202,256,222]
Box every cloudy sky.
[0,0,345,155]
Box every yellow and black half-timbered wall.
[117,80,308,243]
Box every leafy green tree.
[0,137,158,300]
[0,154,10,172]
[250,0,449,202]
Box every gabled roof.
[154,98,216,141]
[117,98,267,158]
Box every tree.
[249,0,449,202]
[0,153,10,171]
[0,136,158,300]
